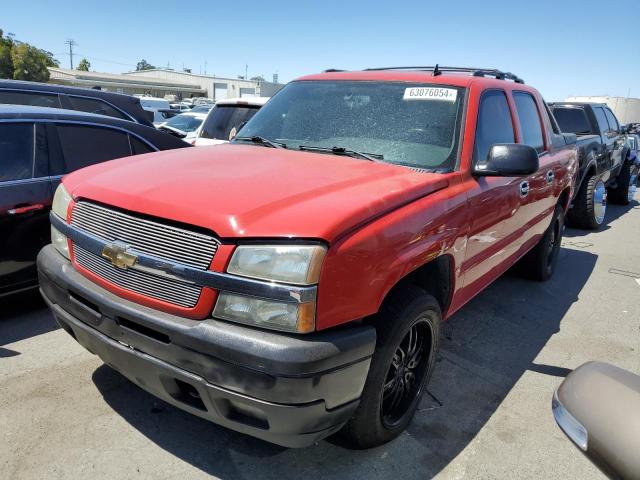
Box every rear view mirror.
[562,133,577,145]
[473,144,539,176]
[553,362,640,479]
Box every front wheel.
[341,287,441,449]
[519,204,564,281]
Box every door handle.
[7,203,45,215]
[519,181,530,197]
[546,170,555,184]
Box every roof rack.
[361,65,525,84]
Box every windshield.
[164,114,203,132]
[237,81,465,170]
[200,104,261,140]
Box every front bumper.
[37,245,376,447]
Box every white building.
[565,96,640,124]
[48,67,206,98]
[123,69,283,101]
[48,67,284,101]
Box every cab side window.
[604,108,619,133]
[0,123,34,182]
[513,92,545,153]
[0,90,61,109]
[474,90,515,161]
[66,96,129,121]
[50,124,132,175]
[593,107,609,135]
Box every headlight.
[227,245,327,285]
[51,225,70,259]
[52,183,72,220]
[51,183,72,259]
[213,293,315,333]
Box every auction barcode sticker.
[403,87,458,102]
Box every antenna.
[432,64,441,77]
[64,39,77,69]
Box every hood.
[64,144,449,241]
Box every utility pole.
[65,39,77,69]
[245,64,248,80]
[204,60,207,76]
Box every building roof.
[49,68,205,93]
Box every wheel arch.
[378,255,454,319]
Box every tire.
[567,173,606,229]
[608,163,637,205]
[342,286,441,449]
[519,204,564,281]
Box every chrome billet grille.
[70,201,219,309]
[74,245,202,308]
[71,201,218,269]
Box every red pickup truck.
[38,67,578,448]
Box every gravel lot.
[2,201,639,480]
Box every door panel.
[0,179,51,294]
[0,122,51,295]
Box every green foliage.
[250,75,265,82]
[136,59,155,71]
[0,30,13,79]
[11,42,51,82]
[77,58,90,71]
[0,28,58,81]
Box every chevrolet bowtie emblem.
[102,241,138,270]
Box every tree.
[77,58,90,71]
[136,59,155,71]
[250,75,265,82]
[0,29,58,81]
[11,42,50,82]
[0,30,13,79]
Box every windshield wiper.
[297,145,383,162]
[234,136,287,149]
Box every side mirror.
[562,133,577,145]
[553,362,640,479]
[619,124,627,134]
[473,144,539,176]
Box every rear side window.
[51,124,132,175]
[0,123,34,182]
[474,90,515,161]
[592,107,609,134]
[552,107,590,134]
[604,108,619,132]
[514,93,545,152]
[200,105,260,140]
[66,96,129,120]
[0,90,61,109]
[129,135,155,155]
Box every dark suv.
[0,105,189,297]
[550,102,632,228]
[0,79,153,126]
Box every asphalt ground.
[2,200,639,479]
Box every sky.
[2,0,638,101]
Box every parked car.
[0,79,154,126]
[38,67,577,448]
[169,103,191,112]
[190,104,214,113]
[553,362,640,479]
[549,102,634,227]
[194,97,269,146]
[136,96,172,125]
[153,108,182,126]
[156,111,207,142]
[0,105,190,297]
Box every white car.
[156,111,207,142]
[194,97,269,146]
